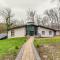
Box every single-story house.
[8,22,60,38]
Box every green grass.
[0,37,26,59]
[34,36,60,48]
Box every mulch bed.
[37,44,60,60]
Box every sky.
[0,0,58,22]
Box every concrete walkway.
[15,36,41,60]
[21,36,35,60]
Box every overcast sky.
[0,0,58,22]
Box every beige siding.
[56,31,60,36]
[8,30,11,38]
[38,27,54,37]
[8,27,26,38]
[8,26,55,38]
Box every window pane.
[42,31,45,35]
[49,31,52,35]
[11,29,14,37]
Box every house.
[8,21,60,38]
[8,11,60,38]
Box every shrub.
[15,46,19,49]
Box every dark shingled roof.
[37,25,56,31]
[8,25,26,31]
[0,34,7,39]
[8,25,59,31]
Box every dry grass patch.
[34,36,60,60]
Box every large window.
[42,31,45,35]
[11,29,14,37]
[49,31,52,35]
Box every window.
[49,31,52,35]
[42,31,45,35]
[11,29,14,37]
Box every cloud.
[4,0,48,8]
[0,0,8,7]
[11,8,26,20]
[0,0,57,21]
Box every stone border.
[32,44,41,60]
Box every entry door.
[26,25,36,36]
[29,31,34,36]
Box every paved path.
[21,36,35,60]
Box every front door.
[29,31,34,36]
[26,25,37,36]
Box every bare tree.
[0,8,14,37]
[44,8,60,29]
[42,16,50,26]
[27,9,36,23]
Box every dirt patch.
[37,44,60,60]
[0,53,17,60]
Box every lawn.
[34,36,60,48]
[0,37,26,60]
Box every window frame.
[49,31,52,35]
[11,29,14,37]
[42,31,45,35]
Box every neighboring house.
[8,21,60,38]
[0,34,7,39]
